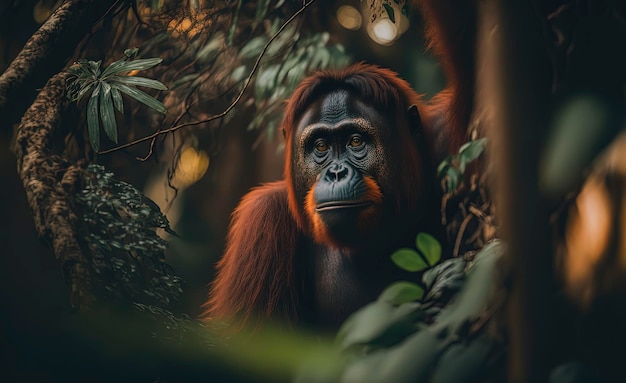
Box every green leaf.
[170,73,198,89]
[310,48,331,69]
[391,248,428,272]
[239,36,267,60]
[416,233,441,267]
[87,83,101,151]
[197,33,224,62]
[111,87,124,113]
[73,81,96,102]
[383,3,396,23]
[336,301,423,351]
[111,82,167,114]
[228,0,242,44]
[255,64,279,99]
[437,155,452,178]
[379,281,424,304]
[124,47,139,59]
[254,0,270,27]
[102,58,163,77]
[445,166,461,192]
[458,137,487,163]
[87,60,101,76]
[111,75,167,90]
[99,82,117,143]
[422,257,466,302]
[230,65,247,83]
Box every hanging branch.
[97,0,319,158]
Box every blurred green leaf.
[239,36,267,60]
[445,166,461,193]
[171,73,199,89]
[391,248,428,272]
[341,329,444,383]
[422,257,466,302]
[254,0,270,28]
[231,65,247,83]
[228,0,242,44]
[256,64,279,99]
[458,137,487,162]
[416,233,441,267]
[87,83,101,151]
[434,241,503,332]
[379,281,424,304]
[197,32,224,62]
[540,95,622,196]
[337,301,423,352]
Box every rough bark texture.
[0,0,118,130]
[14,71,94,309]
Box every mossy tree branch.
[0,0,120,130]
[14,71,94,309]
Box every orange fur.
[356,176,384,233]
[416,0,476,152]
[203,0,476,328]
[200,181,299,324]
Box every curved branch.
[98,0,318,157]
[14,71,95,310]
[0,0,121,130]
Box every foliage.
[244,30,350,136]
[67,48,168,151]
[102,1,353,157]
[76,164,182,307]
[316,241,505,383]
[438,137,488,193]
[382,233,442,302]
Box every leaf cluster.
[438,138,488,193]
[67,49,168,151]
[75,164,182,308]
[380,233,442,304]
[320,241,504,383]
[226,20,351,138]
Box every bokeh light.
[336,5,362,30]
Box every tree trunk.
[477,1,555,382]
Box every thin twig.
[98,0,318,157]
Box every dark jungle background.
[0,0,625,382]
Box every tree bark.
[0,0,119,130]
[477,1,555,382]
[14,71,94,309]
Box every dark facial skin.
[289,90,435,328]
[291,90,396,245]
